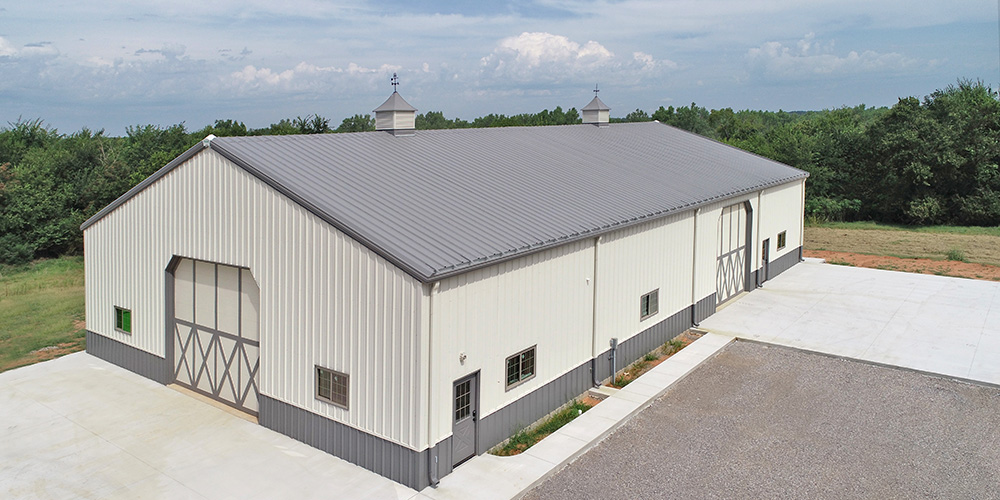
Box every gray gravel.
[523,341,1000,500]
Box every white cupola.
[374,73,417,136]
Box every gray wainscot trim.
[758,245,803,284]
[478,302,703,465]
[693,293,717,325]
[258,395,445,491]
[85,330,172,384]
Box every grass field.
[805,222,1000,267]
[0,256,86,372]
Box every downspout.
[800,179,806,261]
[690,208,700,326]
[427,281,439,488]
[590,236,602,387]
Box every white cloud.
[228,61,403,92]
[746,33,917,78]
[479,32,672,84]
[0,37,59,59]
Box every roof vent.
[582,85,610,127]
[374,73,417,136]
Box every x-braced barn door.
[172,258,260,415]
[716,203,749,305]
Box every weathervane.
[594,83,599,95]
[391,73,399,91]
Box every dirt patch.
[805,227,1000,267]
[805,250,1000,281]
[609,329,704,388]
[1,338,87,372]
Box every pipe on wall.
[427,281,440,488]
[590,236,602,387]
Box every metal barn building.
[82,92,808,489]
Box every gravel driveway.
[523,341,1000,500]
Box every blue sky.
[1,0,997,135]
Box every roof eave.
[80,140,210,231]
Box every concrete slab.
[701,260,1000,386]
[0,352,420,500]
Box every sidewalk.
[416,333,735,500]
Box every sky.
[1,0,998,135]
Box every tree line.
[1,80,998,265]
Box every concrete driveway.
[701,259,1000,386]
[0,353,416,500]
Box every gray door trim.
[452,371,480,466]
[169,257,260,416]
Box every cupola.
[374,73,417,136]
[582,85,610,127]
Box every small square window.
[777,230,787,250]
[115,307,132,334]
[316,366,349,409]
[640,289,659,320]
[505,346,536,390]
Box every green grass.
[491,399,591,456]
[945,249,968,262]
[0,256,86,372]
[806,220,1000,237]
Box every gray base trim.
[86,330,171,384]
[693,294,716,324]
[479,304,699,464]
[258,395,440,490]
[768,245,802,279]
[757,245,803,285]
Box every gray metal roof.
[374,92,417,112]
[582,96,609,111]
[82,122,807,282]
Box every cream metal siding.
[692,195,759,302]
[594,212,694,352]
[759,180,806,262]
[83,149,427,450]
[428,239,595,445]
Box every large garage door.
[717,203,747,305]
[172,259,260,415]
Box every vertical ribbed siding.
[758,181,806,265]
[83,149,426,451]
[692,195,758,303]
[430,239,595,445]
[595,212,694,349]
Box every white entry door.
[172,259,260,415]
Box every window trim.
[114,306,132,334]
[640,289,659,321]
[505,345,536,391]
[777,230,787,250]
[315,365,350,410]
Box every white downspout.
[590,236,602,386]
[427,281,439,487]
[690,208,700,325]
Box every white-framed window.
[777,230,787,250]
[640,289,659,320]
[505,346,536,390]
[316,366,349,409]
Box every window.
[640,289,659,320]
[115,307,132,334]
[455,380,472,421]
[505,346,536,390]
[316,366,349,409]
[777,230,787,250]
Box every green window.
[505,346,536,390]
[115,307,132,333]
[640,289,659,320]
